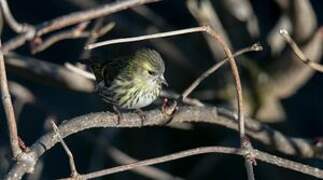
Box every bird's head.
[131,49,168,87]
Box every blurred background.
[0,0,322,179]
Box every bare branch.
[279,29,323,72]
[86,26,207,49]
[0,41,21,158]
[58,146,323,180]
[1,0,161,53]
[50,121,79,178]
[6,106,323,179]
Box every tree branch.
[0,0,161,53]
[5,106,323,179]
[59,146,323,180]
[0,40,21,158]
[279,29,323,72]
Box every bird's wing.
[90,56,129,84]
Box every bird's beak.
[160,75,168,86]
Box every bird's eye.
[148,70,155,76]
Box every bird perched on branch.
[90,48,168,116]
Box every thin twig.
[181,43,263,99]
[0,41,21,158]
[279,29,323,72]
[86,26,207,49]
[50,121,79,178]
[59,146,323,180]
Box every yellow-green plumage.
[91,49,167,110]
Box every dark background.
[0,0,323,179]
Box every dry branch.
[59,146,323,180]
[5,106,323,179]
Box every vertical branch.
[0,40,21,158]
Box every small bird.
[91,48,168,112]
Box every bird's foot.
[161,97,178,125]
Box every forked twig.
[51,121,79,178]
[0,41,21,158]
[279,29,323,72]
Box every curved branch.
[5,106,323,179]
